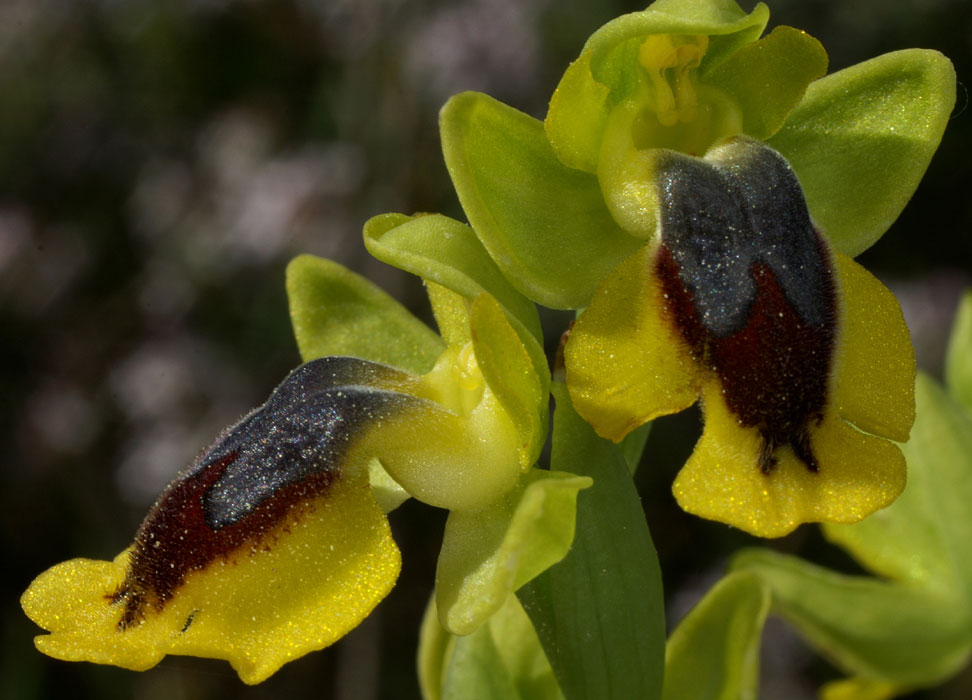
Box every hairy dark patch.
[653,138,838,473]
[109,357,421,628]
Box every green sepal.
[769,49,956,257]
[440,91,641,309]
[517,382,665,700]
[945,290,972,416]
[435,468,592,636]
[285,254,443,372]
[419,595,564,700]
[706,26,828,140]
[732,548,972,688]
[363,212,548,390]
[663,571,770,700]
[824,373,972,599]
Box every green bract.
[733,292,972,698]
[440,0,954,308]
[419,594,564,700]
[663,572,770,700]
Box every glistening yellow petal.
[831,250,915,442]
[673,382,906,537]
[21,470,400,684]
[566,245,703,442]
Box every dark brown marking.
[651,138,839,474]
[655,245,706,358]
[656,237,836,474]
[106,356,424,630]
[111,453,338,629]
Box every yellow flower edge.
[565,244,703,441]
[21,469,400,684]
[565,243,913,537]
[673,250,913,536]
[673,381,906,537]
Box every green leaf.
[663,571,770,700]
[285,254,443,372]
[733,549,972,687]
[363,212,549,391]
[435,468,592,636]
[440,91,642,309]
[706,26,828,140]
[945,290,972,415]
[769,49,956,257]
[824,373,972,600]
[517,382,665,700]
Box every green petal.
[823,373,972,598]
[663,572,770,700]
[517,383,665,700]
[582,0,769,95]
[440,91,641,309]
[21,470,401,685]
[286,254,443,372]
[426,281,472,347]
[544,49,611,173]
[945,290,972,415]
[706,26,828,140]
[470,293,547,467]
[435,468,592,636]
[363,212,548,392]
[769,49,956,256]
[733,549,972,688]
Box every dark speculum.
[110,357,422,628]
[653,137,837,474]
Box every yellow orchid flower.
[565,137,914,537]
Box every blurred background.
[2,0,969,698]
